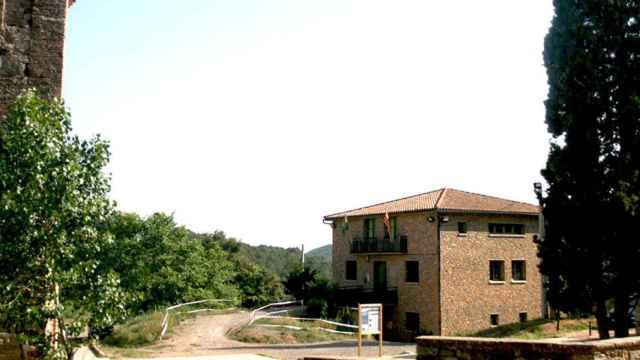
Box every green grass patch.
[465,318,594,339]
[230,317,355,344]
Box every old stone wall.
[0,0,73,117]
[417,336,640,360]
[0,333,20,360]
[439,213,542,336]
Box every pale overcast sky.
[63,1,555,251]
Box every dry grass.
[466,318,594,339]
[230,317,355,344]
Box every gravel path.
[121,311,416,360]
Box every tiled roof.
[324,188,539,219]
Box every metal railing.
[350,235,408,253]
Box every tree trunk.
[595,299,610,339]
[614,293,630,338]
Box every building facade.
[0,0,75,117]
[325,188,542,338]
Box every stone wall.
[439,213,542,335]
[0,0,74,117]
[417,336,640,360]
[332,211,441,338]
[0,333,20,360]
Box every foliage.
[106,212,240,314]
[305,244,332,261]
[283,266,319,301]
[305,298,328,319]
[284,265,338,319]
[305,254,331,280]
[234,259,285,308]
[0,91,126,359]
[102,311,164,348]
[541,0,640,338]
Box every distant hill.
[306,244,331,261]
[239,243,302,279]
[305,244,332,280]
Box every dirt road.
[119,311,416,360]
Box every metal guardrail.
[160,299,235,338]
[249,300,302,325]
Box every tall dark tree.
[541,0,640,338]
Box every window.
[489,260,505,282]
[405,261,419,283]
[384,217,397,239]
[490,314,499,326]
[519,312,528,323]
[489,223,525,235]
[406,312,420,334]
[346,261,357,280]
[457,222,467,234]
[512,260,526,281]
[364,218,375,239]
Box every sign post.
[357,303,383,358]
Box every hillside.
[306,244,331,261]
[239,243,302,279]
[305,244,332,280]
[195,231,304,280]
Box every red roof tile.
[324,188,539,219]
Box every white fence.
[247,300,358,335]
[160,299,235,338]
[248,300,302,325]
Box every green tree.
[541,0,640,338]
[106,212,239,313]
[234,259,284,308]
[0,91,126,358]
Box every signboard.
[357,303,383,357]
[359,304,381,334]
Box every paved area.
[115,311,416,360]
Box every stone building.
[0,0,75,117]
[324,188,542,338]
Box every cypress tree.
[541,0,640,338]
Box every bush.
[306,298,328,319]
[102,312,164,347]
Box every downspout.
[436,211,442,336]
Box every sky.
[63,1,556,251]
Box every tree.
[234,259,284,308]
[0,91,126,358]
[106,212,240,313]
[541,0,640,338]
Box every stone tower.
[0,0,75,117]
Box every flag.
[383,212,391,237]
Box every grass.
[465,318,594,340]
[101,311,166,348]
[101,304,237,349]
[230,317,355,344]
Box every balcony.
[335,286,398,306]
[350,235,408,254]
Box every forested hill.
[239,243,302,279]
[193,231,302,279]
[305,244,332,280]
[306,244,331,261]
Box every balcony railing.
[335,286,398,306]
[350,235,408,254]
